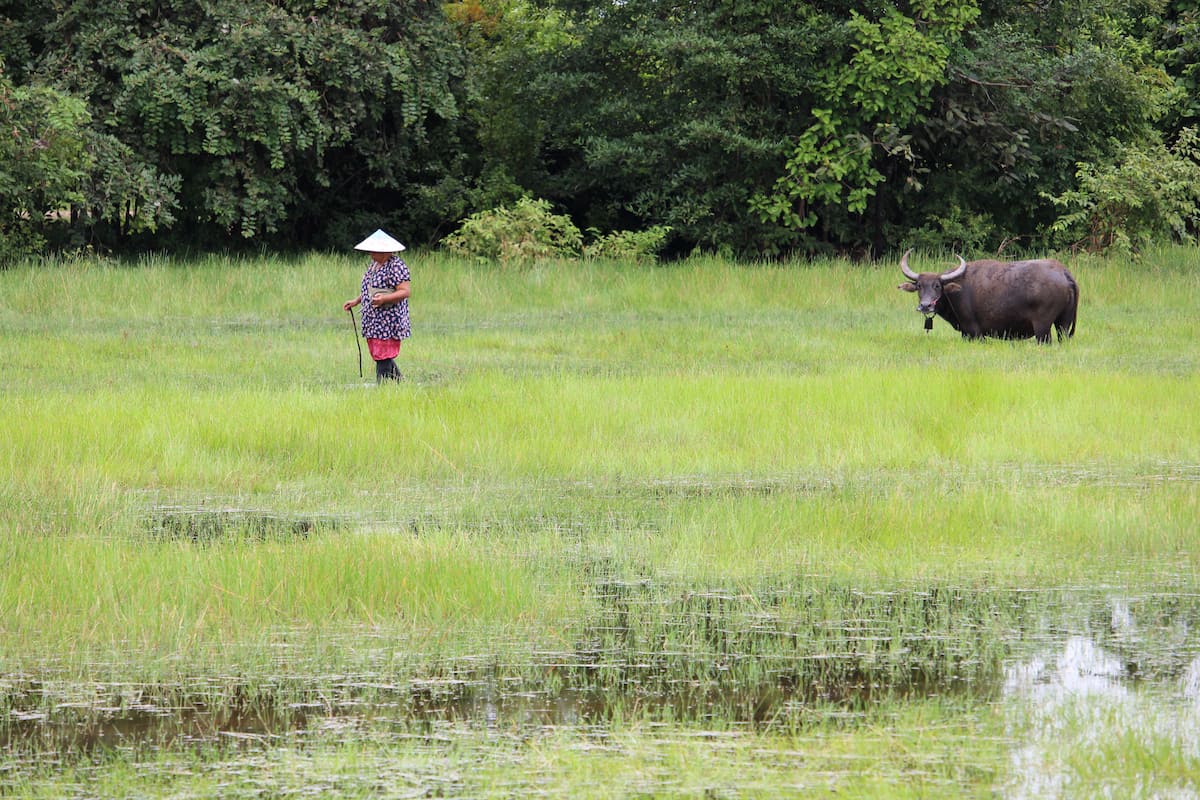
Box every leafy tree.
[0,61,90,257]
[904,0,1176,254]
[496,0,837,257]
[7,0,473,250]
[752,0,980,254]
[447,0,571,214]
[1156,0,1200,133]
[3,0,1193,257]
[497,0,1177,258]
[80,132,181,245]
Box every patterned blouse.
[359,256,411,341]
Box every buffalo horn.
[940,255,967,281]
[899,249,919,280]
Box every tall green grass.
[2,249,1198,664]
[2,248,1199,797]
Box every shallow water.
[1004,635,1200,798]
[9,494,1200,796]
[5,586,1198,750]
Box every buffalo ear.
[898,282,917,292]
[943,282,962,294]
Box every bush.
[443,197,671,265]
[0,73,91,259]
[1045,128,1200,254]
[903,206,1000,256]
[442,197,583,264]
[582,226,671,263]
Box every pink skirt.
[366,338,401,360]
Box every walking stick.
[348,307,363,378]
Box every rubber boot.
[375,358,402,383]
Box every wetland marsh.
[1,249,1199,797]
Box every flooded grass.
[2,250,1199,796]
[146,507,336,542]
[3,579,1200,796]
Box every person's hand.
[370,293,392,308]
[343,299,359,311]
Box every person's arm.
[343,296,361,311]
[371,281,410,307]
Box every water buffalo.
[897,251,1079,343]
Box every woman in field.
[343,229,411,382]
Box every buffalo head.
[897,250,967,314]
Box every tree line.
[2,0,1198,261]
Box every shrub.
[1045,128,1200,254]
[442,197,582,264]
[0,74,91,259]
[903,206,1000,256]
[443,198,671,265]
[582,226,671,263]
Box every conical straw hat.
[354,229,406,252]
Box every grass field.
[1,247,1198,797]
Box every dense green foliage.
[1,0,1198,258]
[1046,127,1200,253]
[2,0,470,253]
[452,0,1200,257]
[0,63,92,255]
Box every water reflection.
[1183,656,1200,705]
[1002,599,1200,799]
[5,587,1200,773]
[1005,636,1130,701]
